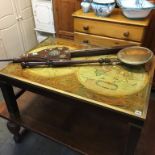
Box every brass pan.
[117,46,153,65]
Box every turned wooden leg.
[7,121,29,143]
[7,121,21,143]
[0,82,20,118]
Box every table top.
[0,37,154,120]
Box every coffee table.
[0,37,154,155]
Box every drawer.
[74,18,145,42]
[74,32,141,47]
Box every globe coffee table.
[0,37,154,155]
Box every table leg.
[7,121,29,143]
[0,82,20,118]
[124,122,143,155]
[0,82,29,142]
[7,121,21,143]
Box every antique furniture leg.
[7,121,21,143]
[0,82,28,143]
[7,121,28,143]
[0,82,20,118]
[124,121,144,155]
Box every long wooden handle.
[0,57,47,63]
[21,62,48,68]
[21,58,120,68]
[70,45,134,57]
[51,58,120,66]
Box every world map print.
[77,64,148,96]
[28,46,148,97]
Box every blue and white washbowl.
[91,0,116,17]
[117,0,155,19]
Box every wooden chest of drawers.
[73,9,151,47]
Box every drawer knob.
[83,26,89,31]
[83,40,89,44]
[123,31,130,38]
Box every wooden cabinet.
[143,10,155,52]
[0,0,37,69]
[148,11,155,89]
[53,0,82,39]
[73,9,151,47]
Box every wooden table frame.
[0,73,145,155]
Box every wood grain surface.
[72,9,150,26]
[74,32,141,47]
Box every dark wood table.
[0,38,154,155]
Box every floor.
[0,89,155,155]
[0,89,81,155]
